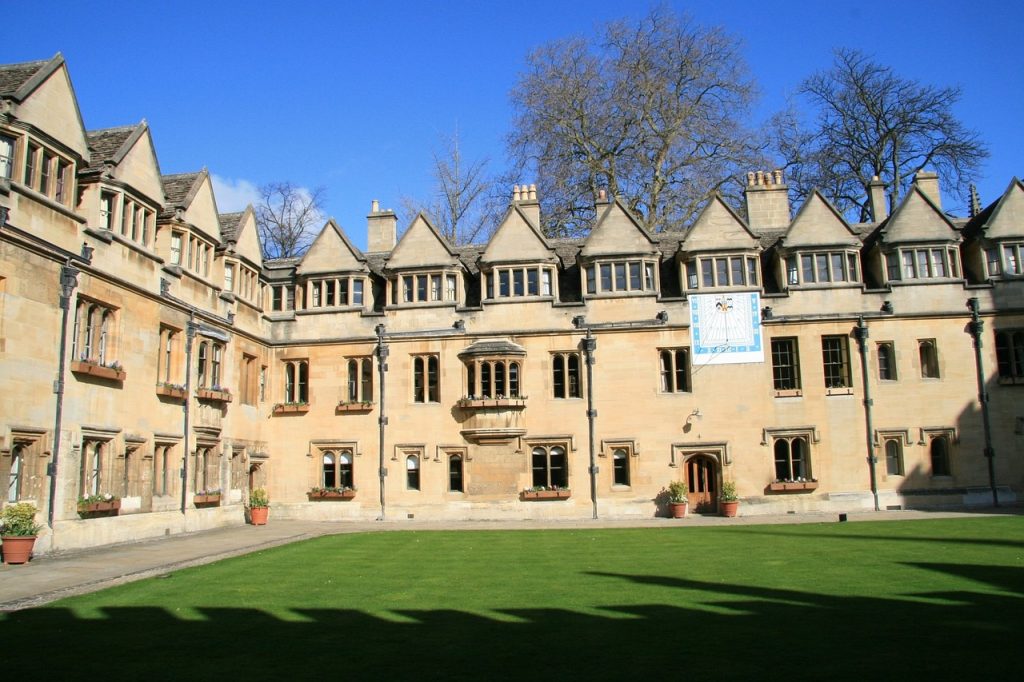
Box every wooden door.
[686,455,718,513]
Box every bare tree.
[255,182,326,259]
[508,7,763,236]
[402,132,501,245]
[776,48,989,221]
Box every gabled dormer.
[866,176,962,286]
[219,206,264,308]
[385,213,463,306]
[81,122,164,252]
[1,54,89,214]
[678,194,761,293]
[297,219,370,311]
[479,192,559,302]
[777,190,862,289]
[961,178,1024,281]
[160,169,221,282]
[580,193,660,297]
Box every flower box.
[273,402,310,415]
[307,489,356,501]
[520,489,571,501]
[196,388,232,403]
[194,493,222,506]
[156,384,186,399]
[767,481,819,493]
[457,397,527,410]
[336,402,374,413]
[78,499,121,517]
[70,359,126,382]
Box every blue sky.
[7,1,1022,249]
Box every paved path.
[0,508,1013,612]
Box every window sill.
[997,376,1024,386]
[78,500,121,518]
[336,402,374,413]
[521,489,571,501]
[194,494,221,507]
[766,481,819,493]
[155,384,186,400]
[272,402,310,415]
[196,388,232,403]
[307,490,357,501]
[71,360,126,383]
[457,398,527,410]
[825,387,854,396]
[773,389,802,398]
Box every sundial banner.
[689,292,764,366]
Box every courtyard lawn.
[2,517,1022,680]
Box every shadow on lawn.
[725,526,1024,551]
[2,566,1020,680]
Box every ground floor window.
[406,454,420,490]
[323,449,354,488]
[449,454,464,492]
[773,436,810,481]
[612,448,630,486]
[884,438,904,476]
[930,435,951,476]
[531,445,567,488]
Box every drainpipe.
[967,298,998,506]
[582,328,598,520]
[46,257,83,528]
[181,315,196,514]
[375,324,389,521]
[853,317,880,512]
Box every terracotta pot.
[670,502,688,518]
[720,500,739,517]
[249,507,269,525]
[1,535,37,565]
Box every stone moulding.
[766,481,819,493]
[70,360,126,382]
[520,489,571,501]
[196,388,232,403]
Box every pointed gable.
[481,205,555,264]
[979,178,1024,240]
[581,198,657,257]
[782,191,860,248]
[387,213,458,269]
[880,185,959,244]
[222,206,263,267]
[164,170,221,242]
[101,123,165,204]
[298,220,366,275]
[7,54,88,158]
[681,195,760,252]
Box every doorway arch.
[686,454,719,513]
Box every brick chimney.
[513,183,540,227]
[913,171,941,210]
[744,169,790,230]
[868,176,888,223]
[366,199,397,252]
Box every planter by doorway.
[669,502,688,518]
[249,507,269,525]
[720,500,739,517]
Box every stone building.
[1,55,1021,554]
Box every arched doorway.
[686,454,719,513]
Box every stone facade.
[1,55,1022,554]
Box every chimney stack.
[913,171,941,210]
[868,176,888,223]
[514,183,540,227]
[366,199,397,252]
[744,169,790,230]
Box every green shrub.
[0,502,43,537]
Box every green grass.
[2,517,1022,680]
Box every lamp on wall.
[880,300,894,314]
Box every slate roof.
[218,212,244,243]
[458,339,527,357]
[0,59,47,96]
[84,126,136,170]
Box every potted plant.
[248,487,269,525]
[1,502,43,565]
[668,480,689,518]
[719,480,740,517]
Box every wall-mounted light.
[762,306,773,320]
[881,300,894,314]
[685,408,702,425]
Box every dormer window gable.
[387,267,463,307]
[582,255,660,297]
[681,251,761,292]
[482,260,559,301]
[882,242,962,283]
[781,246,862,288]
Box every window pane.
[542,269,552,296]
[816,254,830,282]
[831,253,846,282]
[427,356,439,402]
[930,249,947,277]
[747,258,758,286]
[660,350,673,392]
[499,270,510,296]
[614,263,627,290]
[513,269,524,296]
[586,267,596,294]
[802,255,815,283]
[449,455,464,492]
[567,354,580,397]
[613,448,629,486]
[686,261,699,289]
[730,257,744,286]
[701,260,714,288]
[527,269,539,295]
[930,437,950,476]
[600,264,612,291]
[629,262,642,289]
[715,258,728,286]
[771,338,800,390]
[885,440,903,476]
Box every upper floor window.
[271,285,295,312]
[877,342,897,381]
[71,299,116,365]
[886,247,960,282]
[659,348,691,393]
[306,276,367,309]
[465,358,522,399]
[551,352,581,399]
[918,339,940,379]
[284,360,309,403]
[821,335,852,389]
[157,326,179,384]
[785,251,859,286]
[586,260,657,295]
[413,355,440,403]
[393,271,459,305]
[224,263,235,292]
[197,340,225,388]
[486,265,556,299]
[992,243,1024,277]
[240,354,258,406]
[347,357,374,403]
[995,330,1024,382]
[24,143,38,187]
[685,255,758,291]
[0,134,14,179]
[170,231,183,265]
[771,337,801,391]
